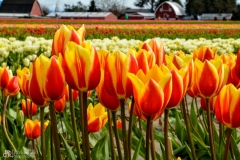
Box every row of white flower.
[0,36,240,68]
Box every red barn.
[155,1,185,20]
[0,0,43,18]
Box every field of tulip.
[0,19,240,160]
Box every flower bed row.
[1,36,240,74]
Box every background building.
[0,0,43,18]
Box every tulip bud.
[44,120,50,130]
[16,110,24,126]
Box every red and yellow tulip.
[29,54,65,105]
[24,119,41,139]
[4,76,19,97]
[214,84,240,128]
[134,49,155,74]
[87,103,108,132]
[96,69,120,111]
[194,59,225,98]
[52,24,85,56]
[193,46,216,62]
[22,99,38,117]
[60,41,100,92]
[104,50,138,99]
[63,85,79,102]
[0,67,10,89]
[128,64,172,121]
[17,67,30,97]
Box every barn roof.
[0,0,35,13]
[155,1,186,16]
[46,12,115,18]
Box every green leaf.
[159,141,165,160]
[132,137,143,160]
[45,124,51,160]
[185,142,192,160]
[173,145,186,157]
[231,135,240,160]
[13,126,25,151]
[196,149,209,159]
[174,110,183,143]
[63,111,75,140]
[90,134,109,160]
[60,133,77,160]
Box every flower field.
[0,19,240,160]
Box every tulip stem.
[195,98,207,133]
[81,91,90,160]
[181,98,197,160]
[128,97,135,157]
[107,110,116,160]
[40,107,46,160]
[30,100,33,119]
[164,109,170,160]
[69,88,82,160]
[49,102,62,160]
[79,92,86,158]
[150,122,156,160]
[25,97,29,118]
[219,123,224,150]
[112,111,123,160]
[146,116,151,160]
[2,95,16,152]
[224,128,232,160]
[206,98,216,160]
[120,99,129,160]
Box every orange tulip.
[52,24,85,56]
[135,49,155,74]
[194,59,225,98]
[141,39,166,66]
[22,99,38,117]
[214,84,240,128]
[0,67,10,89]
[128,65,172,121]
[87,103,108,132]
[24,119,41,139]
[29,54,65,105]
[104,50,138,99]
[17,67,30,97]
[193,46,216,62]
[96,69,120,111]
[60,41,100,92]
[54,95,66,113]
[4,76,19,97]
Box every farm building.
[201,13,233,20]
[0,0,43,18]
[155,1,186,20]
[46,12,117,20]
[119,9,155,20]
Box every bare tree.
[95,0,126,16]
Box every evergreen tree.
[88,0,97,11]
